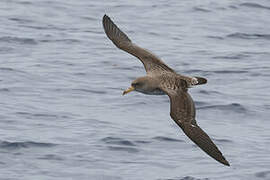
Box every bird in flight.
[102,14,230,166]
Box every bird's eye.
[132,82,139,87]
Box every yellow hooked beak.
[122,86,135,95]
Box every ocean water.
[0,0,270,179]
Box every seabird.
[102,14,230,166]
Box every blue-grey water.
[0,0,270,179]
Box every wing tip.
[220,157,230,166]
[102,14,110,28]
[102,14,132,48]
[103,14,109,22]
[102,14,115,41]
[183,124,230,167]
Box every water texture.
[0,0,270,179]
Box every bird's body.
[131,73,187,95]
[102,14,230,166]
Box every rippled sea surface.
[1,0,270,179]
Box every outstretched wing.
[102,14,174,74]
[161,87,230,166]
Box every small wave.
[148,31,159,36]
[15,112,70,119]
[113,66,140,71]
[158,176,209,180]
[229,5,238,9]
[153,136,184,142]
[255,170,270,178]
[22,24,67,31]
[213,138,233,144]
[33,113,59,118]
[183,69,208,74]
[264,104,270,110]
[0,67,27,75]
[207,35,224,40]
[0,67,15,72]
[243,51,270,55]
[198,103,247,113]
[0,141,57,150]
[212,70,248,74]
[101,137,136,146]
[193,7,211,12]
[0,36,37,45]
[90,174,123,180]
[0,88,10,92]
[84,30,104,34]
[39,39,80,43]
[88,118,113,125]
[81,16,98,21]
[227,33,270,40]
[9,17,33,24]
[72,88,107,94]
[107,146,139,153]
[198,90,221,95]
[212,53,250,60]
[240,3,270,10]
[22,25,48,30]
[38,154,64,161]
[17,1,32,5]
[194,101,208,106]
[73,72,87,76]
[134,140,151,144]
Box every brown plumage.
[102,14,230,166]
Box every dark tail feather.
[195,76,207,85]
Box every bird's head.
[123,76,155,95]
